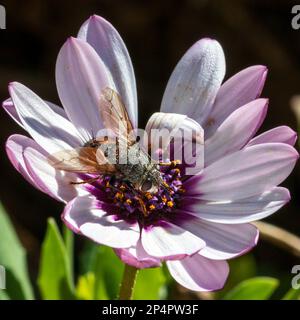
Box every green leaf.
[0,203,34,299]
[282,287,300,300]
[37,218,75,299]
[79,243,123,299]
[223,277,279,300]
[76,272,109,300]
[133,267,167,300]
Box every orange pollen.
[145,192,153,200]
[115,192,124,200]
[162,196,167,203]
[125,199,132,205]
[167,201,174,208]
[149,204,156,211]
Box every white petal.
[173,215,258,259]
[63,195,140,248]
[185,143,298,201]
[205,99,268,165]
[78,15,137,128]
[181,187,290,224]
[141,222,205,259]
[8,82,83,153]
[167,254,229,291]
[161,38,225,124]
[56,37,111,140]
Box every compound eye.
[141,179,153,192]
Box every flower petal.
[115,240,162,269]
[8,82,83,153]
[56,37,111,140]
[145,112,204,173]
[205,99,268,165]
[141,222,205,260]
[181,187,290,224]
[23,146,83,203]
[62,195,140,248]
[3,98,68,130]
[247,126,297,147]
[167,254,229,291]
[204,65,267,138]
[171,215,258,259]
[185,143,298,201]
[6,134,46,189]
[161,38,225,124]
[78,15,138,128]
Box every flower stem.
[254,221,300,257]
[119,265,139,300]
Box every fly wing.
[47,147,117,174]
[99,87,136,145]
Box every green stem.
[63,225,74,285]
[119,264,139,300]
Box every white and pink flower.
[4,15,298,292]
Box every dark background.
[0,0,300,296]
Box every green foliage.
[37,218,75,299]
[133,267,167,300]
[282,287,300,300]
[78,241,168,300]
[223,277,279,300]
[78,242,123,299]
[0,203,34,300]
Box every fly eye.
[141,179,153,192]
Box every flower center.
[85,161,185,226]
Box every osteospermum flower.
[4,15,298,292]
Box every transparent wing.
[99,87,135,145]
[47,146,117,174]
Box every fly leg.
[70,176,101,185]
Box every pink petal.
[23,146,82,203]
[144,112,204,173]
[141,222,205,260]
[56,37,111,141]
[204,65,267,138]
[247,126,297,147]
[2,98,24,129]
[8,82,83,153]
[167,254,229,291]
[161,38,225,124]
[185,143,298,201]
[78,15,138,128]
[6,134,46,190]
[115,240,162,269]
[3,98,68,130]
[62,195,140,248]
[205,98,268,165]
[172,215,258,259]
[181,187,290,224]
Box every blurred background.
[0,0,300,299]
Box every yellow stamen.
[115,192,124,200]
[167,201,174,208]
[125,199,132,205]
[145,192,153,200]
[149,204,156,211]
[161,195,167,203]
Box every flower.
[4,15,298,292]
